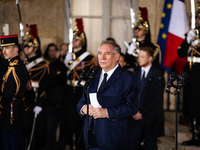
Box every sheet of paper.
[89,93,102,108]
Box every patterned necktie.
[98,73,108,93]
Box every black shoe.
[196,139,200,147]
[182,139,198,146]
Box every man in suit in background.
[77,40,138,150]
[130,46,165,150]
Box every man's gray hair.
[99,40,121,55]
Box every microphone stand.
[167,84,186,150]
[82,66,100,150]
[167,85,178,150]
[77,83,90,150]
[85,85,90,150]
[174,88,179,150]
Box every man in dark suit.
[130,46,165,150]
[76,40,138,150]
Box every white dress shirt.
[141,64,152,79]
[97,64,119,91]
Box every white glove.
[64,53,72,67]
[187,29,196,44]
[191,39,200,47]
[127,42,137,55]
[33,106,42,118]
[127,42,140,57]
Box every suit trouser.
[130,119,157,150]
[1,130,25,150]
[46,105,67,150]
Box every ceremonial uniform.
[63,18,97,149]
[25,54,49,149]
[177,37,200,117]
[125,7,161,71]
[0,56,7,93]
[66,48,96,149]
[178,35,200,146]
[0,34,28,150]
[177,7,200,144]
[0,55,28,129]
[126,38,160,69]
[23,24,49,150]
[1,56,28,150]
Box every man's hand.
[90,108,108,119]
[82,105,108,119]
[132,111,142,120]
[82,104,94,116]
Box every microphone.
[176,72,188,92]
[166,72,178,93]
[85,66,100,87]
[77,65,91,86]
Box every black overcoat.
[132,65,165,138]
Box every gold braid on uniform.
[29,63,49,83]
[189,47,200,70]
[70,57,97,89]
[73,57,97,80]
[85,57,97,75]
[152,42,161,64]
[1,60,20,95]
[0,96,3,109]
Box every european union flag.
[157,0,173,73]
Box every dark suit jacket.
[77,65,138,150]
[133,64,165,138]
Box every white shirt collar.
[141,64,152,78]
[98,64,119,90]
[102,64,119,81]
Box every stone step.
[158,136,200,150]
[164,121,190,138]
[157,111,200,150]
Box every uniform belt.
[187,56,200,63]
[12,96,23,101]
[67,80,86,87]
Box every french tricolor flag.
[157,0,188,74]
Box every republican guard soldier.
[24,24,49,150]
[177,2,200,147]
[64,18,97,150]
[126,7,161,70]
